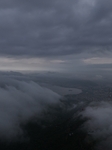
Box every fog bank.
[0,76,61,140]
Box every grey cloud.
[88,63,112,69]
[0,74,61,140]
[0,0,112,57]
[81,101,112,149]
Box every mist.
[81,101,112,150]
[0,71,112,150]
[0,75,61,140]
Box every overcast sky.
[0,0,112,75]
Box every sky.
[0,0,112,74]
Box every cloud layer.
[81,101,112,149]
[0,75,60,140]
[0,0,112,57]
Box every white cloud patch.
[50,59,65,63]
[83,57,112,64]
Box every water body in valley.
[40,83,82,96]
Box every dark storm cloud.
[0,0,112,57]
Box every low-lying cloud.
[81,101,112,149]
[0,75,61,140]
